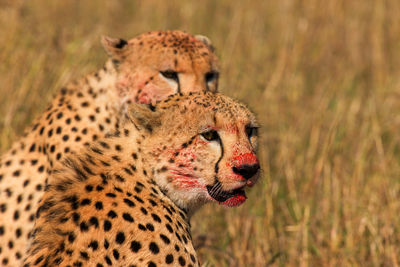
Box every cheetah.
[22,92,260,267]
[0,30,219,266]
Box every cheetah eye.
[245,125,258,138]
[200,130,219,142]
[205,71,219,83]
[160,70,179,82]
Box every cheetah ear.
[127,103,161,134]
[101,35,129,60]
[195,34,215,52]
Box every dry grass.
[1,0,400,266]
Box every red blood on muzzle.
[233,152,258,166]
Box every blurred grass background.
[1,0,400,266]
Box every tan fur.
[22,92,260,266]
[0,30,219,266]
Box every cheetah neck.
[63,59,127,116]
[84,59,122,113]
[134,133,207,218]
[24,59,129,171]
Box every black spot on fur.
[95,202,103,210]
[151,213,161,223]
[130,241,141,252]
[107,210,117,218]
[104,220,112,231]
[80,221,89,232]
[115,38,128,49]
[122,213,134,222]
[88,240,99,250]
[146,223,154,231]
[160,234,170,244]
[149,242,159,254]
[89,217,99,228]
[166,254,174,264]
[113,249,120,260]
[123,198,135,207]
[178,256,186,266]
[115,232,125,244]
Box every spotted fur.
[22,92,260,267]
[0,30,219,266]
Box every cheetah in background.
[23,92,260,267]
[0,30,219,266]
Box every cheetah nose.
[232,163,260,180]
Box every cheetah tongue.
[220,189,247,207]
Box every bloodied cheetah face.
[133,92,260,212]
[22,92,260,267]
[102,30,219,105]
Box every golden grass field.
[1,0,400,266]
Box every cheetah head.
[102,30,219,105]
[129,92,260,213]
